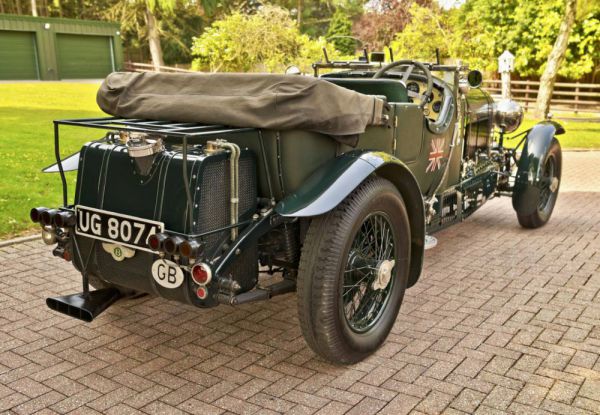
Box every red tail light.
[196,286,208,299]
[191,263,212,285]
[52,246,71,261]
[163,236,185,255]
[148,233,168,251]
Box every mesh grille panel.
[197,160,230,254]
[239,156,257,216]
[196,152,257,257]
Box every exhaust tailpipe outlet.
[30,207,49,223]
[46,287,121,322]
[40,209,59,227]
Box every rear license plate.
[75,205,164,253]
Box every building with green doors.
[0,14,123,80]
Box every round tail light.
[148,233,168,251]
[196,286,208,300]
[191,263,212,285]
[30,207,48,223]
[163,236,184,255]
[179,239,202,258]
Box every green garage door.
[56,34,114,79]
[0,31,39,80]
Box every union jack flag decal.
[426,138,445,173]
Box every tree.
[268,0,365,38]
[353,0,431,50]
[191,5,342,73]
[105,0,217,69]
[535,0,577,117]
[31,0,37,16]
[390,3,453,62]
[453,0,598,79]
[145,1,169,70]
[326,8,356,55]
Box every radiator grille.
[196,153,257,257]
[197,160,230,255]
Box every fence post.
[524,82,531,112]
[574,82,580,114]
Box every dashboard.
[406,81,444,122]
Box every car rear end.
[32,127,258,319]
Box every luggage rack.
[55,116,255,139]
[52,117,256,215]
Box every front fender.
[275,150,425,288]
[512,121,564,215]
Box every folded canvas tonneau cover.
[97,72,386,141]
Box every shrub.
[191,6,341,73]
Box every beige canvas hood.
[97,72,386,141]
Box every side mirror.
[467,70,483,88]
[370,52,385,63]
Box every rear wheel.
[516,139,562,228]
[297,177,411,364]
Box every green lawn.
[0,82,598,239]
[510,113,600,149]
[0,83,105,238]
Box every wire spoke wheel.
[343,213,396,333]
[514,139,561,229]
[297,177,411,364]
[538,155,557,214]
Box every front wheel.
[297,177,411,364]
[515,139,562,228]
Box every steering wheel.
[373,60,434,109]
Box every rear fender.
[512,121,564,215]
[275,150,425,288]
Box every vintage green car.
[31,56,562,364]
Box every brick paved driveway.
[1,152,599,415]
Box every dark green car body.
[32,60,563,362]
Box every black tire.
[517,139,562,228]
[297,176,411,364]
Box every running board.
[46,288,121,322]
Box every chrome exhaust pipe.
[46,287,121,322]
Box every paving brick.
[424,360,461,381]
[481,385,519,410]
[213,395,261,414]
[49,388,102,413]
[10,391,65,415]
[8,377,52,398]
[415,390,455,414]
[379,393,421,415]
[449,388,486,413]
[345,397,387,415]
[578,378,600,402]
[86,386,135,412]
[515,384,550,407]
[142,401,187,415]
[177,398,224,415]
[282,390,330,409]
[546,380,580,404]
